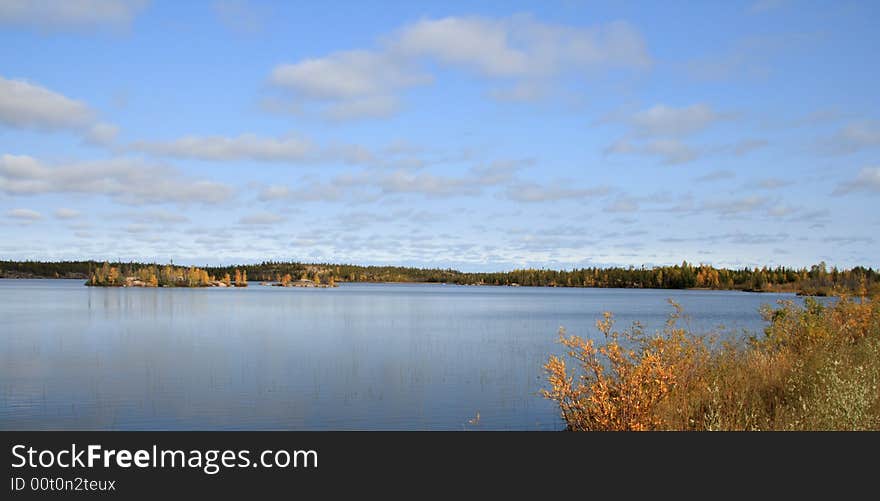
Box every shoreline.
[0,276,840,296]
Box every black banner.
[2,431,876,499]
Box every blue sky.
[0,0,878,271]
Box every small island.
[86,262,249,288]
[83,262,339,288]
[267,272,337,288]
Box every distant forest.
[1,259,877,296]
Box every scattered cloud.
[822,121,880,155]
[702,195,769,216]
[833,166,880,195]
[130,133,313,162]
[716,138,768,156]
[821,235,875,246]
[0,76,93,130]
[0,76,119,144]
[695,169,736,182]
[487,81,547,102]
[606,138,698,165]
[391,15,650,78]
[6,208,42,220]
[0,153,232,205]
[603,196,639,213]
[254,159,531,203]
[258,184,291,201]
[85,123,120,146]
[269,50,428,120]
[766,204,797,217]
[0,0,148,31]
[267,15,650,119]
[787,208,832,228]
[375,166,512,197]
[724,231,789,245]
[503,182,610,203]
[322,95,401,121]
[791,109,847,128]
[629,104,724,137]
[603,104,741,165]
[238,212,285,225]
[129,133,442,169]
[753,177,793,190]
[124,210,190,224]
[54,208,80,219]
[659,231,789,246]
[271,50,426,101]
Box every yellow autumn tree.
[543,302,707,431]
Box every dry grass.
[543,295,880,431]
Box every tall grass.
[543,295,880,431]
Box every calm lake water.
[0,279,825,430]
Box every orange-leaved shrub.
[544,295,880,431]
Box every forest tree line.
[1,259,877,295]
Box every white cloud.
[630,104,723,137]
[270,50,428,120]
[130,133,313,162]
[487,81,547,102]
[85,122,120,145]
[392,15,650,78]
[238,212,284,225]
[0,76,93,130]
[124,210,190,224]
[723,138,768,156]
[469,159,530,185]
[754,177,792,190]
[0,0,148,31]
[606,138,698,165]
[259,185,290,201]
[283,177,351,203]
[0,153,232,205]
[6,208,41,220]
[604,196,639,213]
[323,95,401,121]
[605,104,749,165]
[128,133,432,169]
[833,167,880,195]
[695,169,736,182]
[128,133,452,171]
[54,208,80,219]
[377,171,477,198]
[503,182,610,203]
[271,50,427,101]
[702,195,769,216]
[823,121,880,155]
[373,161,529,198]
[258,161,528,203]
[766,204,797,217]
[268,15,650,119]
[0,76,119,143]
